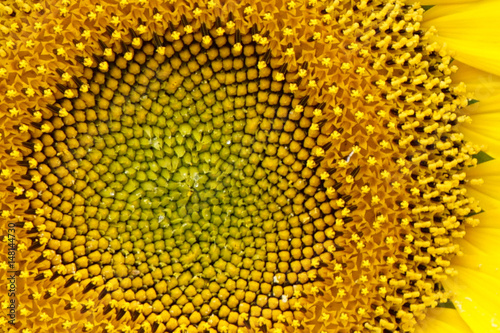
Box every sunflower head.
[0,0,485,332]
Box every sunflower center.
[85,37,329,322]
[20,1,481,332]
[30,29,341,330]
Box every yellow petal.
[423,1,500,76]
[467,94,500,115]
[416,308,473,333]
[459,114,500,159]
[452,61,500,158]
[409,0,481,4]
[466,159,500,210]
[452,61,500,105]
[443,253,500,333]
[458,209,500,257]
[444,209,500,331]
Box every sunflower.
[0,0,498,332]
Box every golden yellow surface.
[0,0,483,332]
